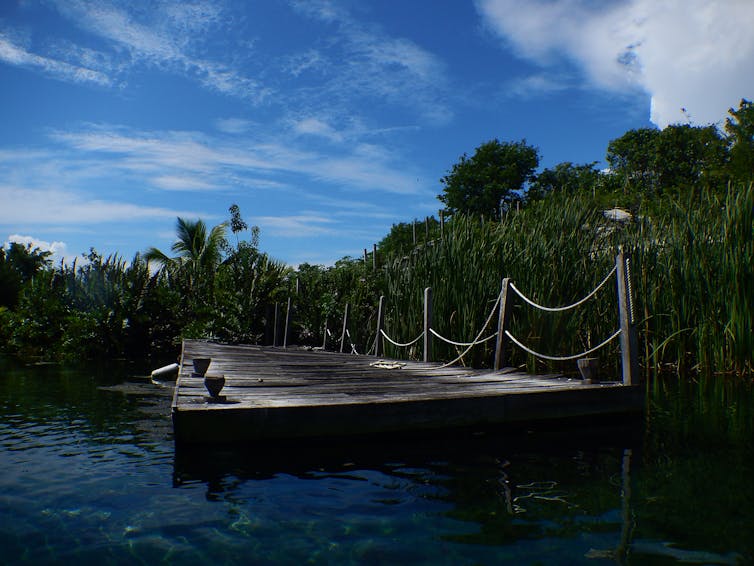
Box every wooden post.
[273,302,280,347]
[375,295,385,357]
[322,317,328,350]
[616,251,639,385]
[283,296,292,348]
[423,287,432,363]
[264,304,273,345]
[412,220,417,245]
[373,244,377,271]
[439,210,445,239]
[425,216,429,241]
[340,303,350,353]
[364,248,368,265]
[494,278,512,371]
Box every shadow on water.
[173,417,650,560]
[173,416,644,486]
[2,353,752,564]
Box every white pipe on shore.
[151,363,179,380]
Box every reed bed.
[378,183,753,379]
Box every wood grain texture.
[172,339,643,443]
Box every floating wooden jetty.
[172,339,643,444]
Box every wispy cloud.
[255,214,337,238]
[215,118,255,135]
[49,123,424,195]
[0,31,112,86]
[288,0,452,124]
[476,0,754,127]
[505,72,572,98]
[0,185,196,225]
[7,0,271,102]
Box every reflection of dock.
[171,339,643,444]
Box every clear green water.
[0,356,752,565]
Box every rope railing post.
[616,251,639,385]
[340,303,350,354]
[322,317,328,350]
[423,287,432,363]
[283,296,292,348]
[273,302,280,347]
[375,295,385,357]
[494,277,512,371]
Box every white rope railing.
[429,327,498,347]
[345,329,359,355]
[380,329,424,348]
[504,329,622,362]
[438,291,503,368]
[509,265,617,313]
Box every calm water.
[0,356,752,565]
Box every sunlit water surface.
[0,356,751,564]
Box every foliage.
[380,196,622,371]
[290,257,383,353]
[526,161,601,202]
[606,124,728,198]
[438,139,540,220]
[725,98,754,183]
[0,243,52,309]
[376,216,442,259]
[2,103,752,381]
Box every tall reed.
[378,183,753,379]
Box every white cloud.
[50,124,424,195]
[0,185,195,224]
[215,118,254,135]
[476,0,754,127]
[505,73,571,98]
[0,32,112,86]
[4,234,68,262]
[289,0,452,124]
[292,117,343,142]
[45,0,270,102]
[255,214,337,237]
[152,175,217,191]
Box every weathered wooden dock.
[171,339,643,444]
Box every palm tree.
[145,217,227,292]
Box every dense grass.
[378,183,753,379]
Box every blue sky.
[2,0,752,266]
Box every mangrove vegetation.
[1,100,752,381]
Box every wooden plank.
[172,339,643,444]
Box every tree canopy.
[438,139,539,220]
[725,98,754,183]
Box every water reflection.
[1,354,752,564]
[172,422,644,562]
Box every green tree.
[0,243,52,309]
[144,217,227,338]
[145,217,227,292]
[606,128,661,195]
[377,216,441,259]
[725,98,754,183]
[606,125,728,197]
[653,124,727,192]
[212,204,290,343]
[438,139,540,220]
[527,162,600,202]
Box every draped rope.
[429,327,498,347]
[438,291,503,368]
[380,329,424,348]
[345,329,359,355]
[504,329,622,362]
[509,265,617,313]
